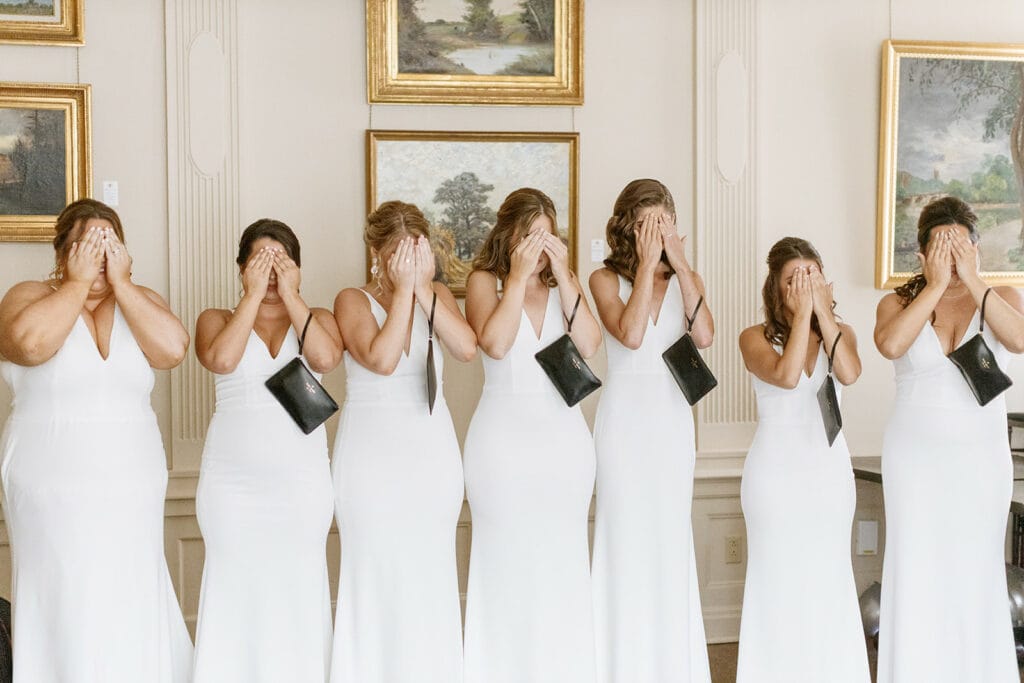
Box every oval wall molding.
[187,31,227,176]
[715,50,749,184]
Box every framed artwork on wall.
[0,0,84,45]
[366,129,579,296]
[366,0,583,105]
[876,39,1024,288]
[0,82,91,242]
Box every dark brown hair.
[472,187,558,287]
[762,237,833,346]
[50,199,126,282]
[236,219,301,268]
[603,178,676,283]
[894,196,980,306]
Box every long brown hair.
[365,200,431,291]
[603,178,676,283]
[51,198,125,282]
[236,218,301,267]
[472,187,558,287]
[894,195,980,306]
[762,237,834,346]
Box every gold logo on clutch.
[572,357,581,370]
[981,357,991,370]
[690,358,700,368]
[305,382,317,394]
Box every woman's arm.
[949,231,1024,352]
[272,251,343,373]
[874,235,949,360]
[543,233,601,358]
[809,266,860,385]
[739,266,813,389]
[412,237,476,362]
[660,214,714,348]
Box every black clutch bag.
[816,331,843,446]
[426,292,438,414]
[264,312,339,434]
[662,296,718,405]
[535,293,602,407]
[948,287,1012,406]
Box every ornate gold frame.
[0,82,92,242]
[366,129,580,296]
[0,0,84,45]
[876,39,1024,288]
[366,0,583,105]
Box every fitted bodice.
[603,274,687,376]
[480,285,568,397]
[751,339,835,427]
[342,289,443,404]
[2,305,154,420]
[212,325,313,412]
[892,310,1010,410]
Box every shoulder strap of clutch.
[428,292,437,340]
[297,312,313,355]
[980,287,992,333]
[564,293,582,334]
[826,330,843,374]
[685,296,705,333]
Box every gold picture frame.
[367,129,579,296]
[0,82,92,241]
[367,0,583,106]
[0,0,84,46]
[876,39,1024,288]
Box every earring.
[370,256,379,276]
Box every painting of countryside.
[398,0,555,77]
[0,107,67,216]
[895,56,1024,273]
[0,0,57,20]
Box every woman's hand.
[542,232,572,284]
[808,265,834,320]
[659,214,690,273]
[509,230,545,283]
[949,229,981,285]
[785,265,813,319]
[919,232,952,291]
[387,236,417,292]
[414,236,436,293]
[65,226,105,285]
[635,213,663,271]
[102,230,133,288]
[242,246,274,300]
[272,250,301,300]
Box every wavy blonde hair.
[472,187,558,287]
[603,178,675,283]
[366,200,431,290]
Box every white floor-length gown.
[330,290,464,683]
[0,305,192,683]
[462,285,598,683]
[736,340,870,683]
[591,274,711,683]
[193,326,334,682]
[878,311,1017,682]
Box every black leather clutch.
[535,293,602,407]
[662,296,717,405]
[948,288,1012,406]
[816,331,843,446]
[426,292,438,414]
[265,313,339,434]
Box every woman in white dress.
[463,187,602,683]
[874,196,1024,683]
[192,219,343,682]
[0,199,193,683]
[588,179,714,683]
[331,200,476,683]
[736,237,869,683]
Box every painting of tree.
[0,108,66,216]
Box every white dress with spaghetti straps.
[0,305,193,683]
[878,311,1017,683]
[330,290,464,683]
[192,326,334,683]
[736,338,869,683]
[462,285,598,683]
[591,274,711,683]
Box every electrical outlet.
[725,535,743,564]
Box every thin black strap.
[826,330,843,374]
[428,292,437,340]
[685,296,704,333]
[564,294,582,334]
[980,287,992,333]
[297,311,313,355]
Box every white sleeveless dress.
[878,312,1017,682]
[330,290,464,683]
[736,340,869,683]
[462,285,598,683]
[0,305,193,683]
[193,326,334,682]
[591,274,711,683]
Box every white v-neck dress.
[193,326,334,682]
[462,286,598,683]
[591,274,711,683]
[0,305,193,683]
[736,340,869,683]
[330,290,465,683]
[878,311,1017,682]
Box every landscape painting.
[877,40,1024,287]
[367,130,578,295]
[367,0,582,105]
